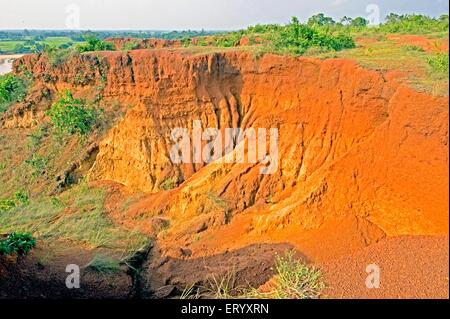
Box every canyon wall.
[7,49,449,250]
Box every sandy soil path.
[320,235,449,299]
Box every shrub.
[269,251,324,299]
[0,198,16,212]
[14,191,29,206]
[0,191,29,213]
[25,153,48,177]
[43,45,77,67]
[46,91,99,136]
[272,17,355,55]
[380,14,448,34]
[0,232,36,255]
[245,250,324,299]
[77,36,115,53]
[122,41,140,51]
[350,17,369,27]
[181,37,191,47]
[307,14,335,27]
[0,74,28,113]
[427,52,449,74]
[213,32,243,47]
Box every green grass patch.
[0,40,25,52]
[0,190,29,213]
[243,251,324,299]
[76,36,115,53]
[85,253,121,275]
[330,36,448,96]
[0,182,148,253]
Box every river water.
[0,55,23,75]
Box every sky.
[0,0,448,30]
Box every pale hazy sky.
[1,0,448,30]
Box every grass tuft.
[247,250,324,299]
[84,253,121,275]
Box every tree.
[351,17,368,27]
[77,35,115,52]
[307,13,335,26]
[385,13,401,23]
[340,16,353,26]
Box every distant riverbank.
[0,54,23,75]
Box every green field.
[0,37,77,54]
[0,40,24,52]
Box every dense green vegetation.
[46,91,99,136]
[187,16,356,54]
[183,14,448,56]
[0,74,28,113]
[271,17,355,54]
[0,232,36,256]
[1,14,447,56]
[0,30,218,54]
[379,13,449,34]
[427,52,449,74]
[76,36,115,52]
[0,36,78,54]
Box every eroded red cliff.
[6,49,449,264]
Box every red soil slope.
[3,48,448,298]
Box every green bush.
[272,17,355,55]
[0,74,28,113]
[308,13,336,26]
[14,191,29,206]
[379,14,449,34]
[427,52,449,74]
[0,232,36,256]
[77,36,115,53]
[248,250,325,299]
[43,45,77,67]
[122,41,140,51]
[46,91,99,136]
[213,32,243,47]
[0,191,29,213]
[0,198,16,213]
